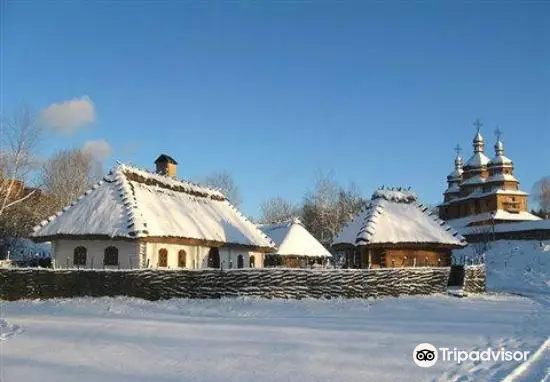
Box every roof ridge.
[116,168,149,238]
[119,163,226,201]
[356,200,385,245]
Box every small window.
[249,255,255,268]
[73,246,87,266]
[104,246,119,266]
[237,254,244,268]
[178,250,186,268]
[158,248,168,267]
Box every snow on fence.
[463,265,486,293]
[0,267,452,301]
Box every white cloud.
[83,139,112,161]
[40,96,96,134]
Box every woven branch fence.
[463,265,486,293]
[0,267,455,301]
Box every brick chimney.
[154,154,178,177]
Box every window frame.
[73,246,87,266]
[158,248,168,267]
[178,249,186,268]
[104,246,119,266]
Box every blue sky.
[2,1,549,217]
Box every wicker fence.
[463,265,486,293]
[0,267,452,301]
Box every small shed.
[259,218,332,268]
[332,188,466,268]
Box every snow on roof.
[333,188,465,247]
[259,218,332,257]
[444,184,461,194]
[447,168,463,180]
[485,173,518,183]
[446,210,542,230]
[460,219,550,235]
[32,164,275,249]
[439,189,528,206]
[464,152,490,168]
[154,154,178,165]
[488,155,513,166]
[461,174,486,186]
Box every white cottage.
[259,218,332,268]
[32,155,276,269]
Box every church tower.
[438,121,540,227]
[443,145,463,202]
[460,120,490,196]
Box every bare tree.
[41,148,102,210]
[259,197,298,223]
[0,107,43,217]
[532,176,550,215]
[203,171,242,206]
[301,172,367,247]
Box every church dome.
[488,138,513,167]
[447,155,463,180]
[473,131,484,144]
[464,127,489,168]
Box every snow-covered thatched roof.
[332,188,466,248]
[32,164,275,251]
[259,218,332,258]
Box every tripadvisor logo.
[413,343,438,368]
[413,343,530,368]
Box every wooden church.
[438,121,540,229]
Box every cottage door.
[208,248,220,268]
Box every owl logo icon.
[413,343,438,367]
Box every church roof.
[461,174,486,186]
[463,152,490,168]
[488,139,513,166]
[439,188,528,206]
[446,210,542,230]
[488,155,513,166]
[485,173,518,183]
[332,189,466,247]
[32,164,275,250]
[259,218,332,257]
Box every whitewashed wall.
[52,239,140,269]
[53,239,265,269]
[218,248,264,269]
[144,242,209,269]
[144,243,265,269]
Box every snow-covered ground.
[0,240,548,382]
